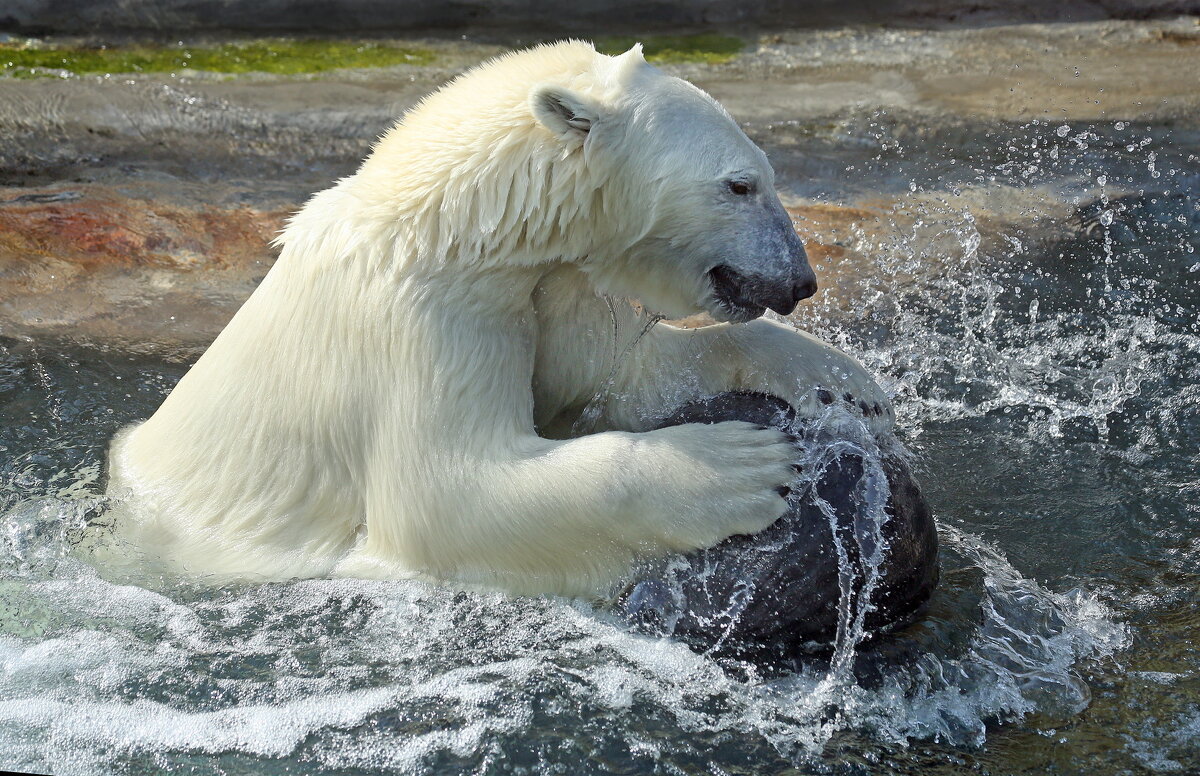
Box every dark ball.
[621,391,939,659]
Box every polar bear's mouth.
[711,296,767,324]
[705,265,775,323]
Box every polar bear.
[102,41,892,595]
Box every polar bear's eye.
[727,180,753,196]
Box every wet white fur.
[103,41,892,595]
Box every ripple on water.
[0,476,1127,774]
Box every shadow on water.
[0,110,1198,774]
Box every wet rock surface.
[1,18,1197,351]
[0,183,284,351]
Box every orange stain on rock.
[0,184,291,348]
[0,185,287,272]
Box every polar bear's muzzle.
[705,205,818,322]
[707,260,818,322]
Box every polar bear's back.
[367,40,612,171]
[397,42,607,124]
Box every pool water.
[1,113,1198,774]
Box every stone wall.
[2,0,1197,35]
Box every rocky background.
[1,14,1199,355]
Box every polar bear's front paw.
[640,421,795,552]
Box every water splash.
[570,305,663,436]
[813,433,894,683]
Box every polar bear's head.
[529,45,817,323]
[360,41,815,323]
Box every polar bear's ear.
[531,86,598,141]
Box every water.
[571,307,664,438]
[2,110,1198,773]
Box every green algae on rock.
[594,34,743,64]
[0,39,436,77]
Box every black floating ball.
[622,391,939,659]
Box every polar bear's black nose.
[793,276,818,303]
[763,274,816,315]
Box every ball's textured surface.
[624,392,939,656]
